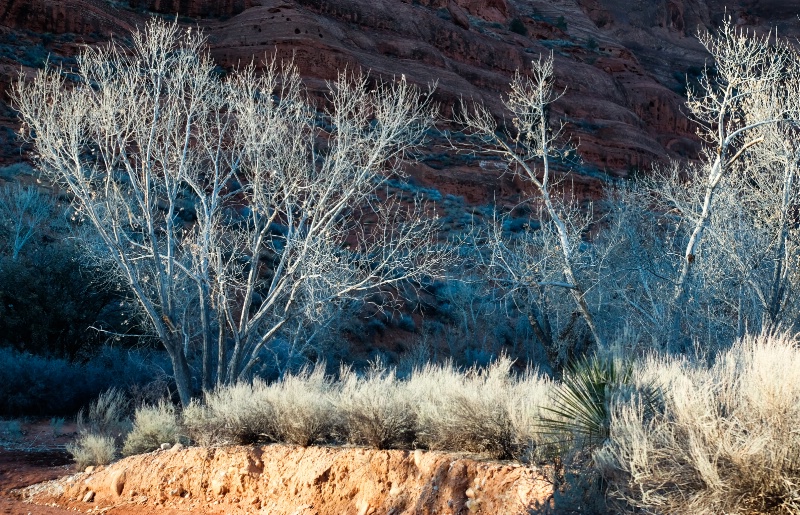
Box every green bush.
[0,244,118,360]
[509,18,528,36]
[0,346,170,417]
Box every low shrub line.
[69,333,800,514]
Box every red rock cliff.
[1,0,799,199]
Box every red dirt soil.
[18,444,555,515]
[0,450,75,515]
[0,420,188,514]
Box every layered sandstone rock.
[1,0,799,180]
[0,0,134,35]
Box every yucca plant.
[540,354,659,448]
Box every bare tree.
[671,20,794,318]
[0,183,56,260]
[459,55,605,359]
[15,19,449,406]
[597,21,800,351]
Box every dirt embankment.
[20,444,554,514]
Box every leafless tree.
[458,55,605,363]
[14,19,450,406]
[0,183,56,260]
[670,21,795,330]
[598,20,800,351]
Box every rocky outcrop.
[0,0,134,35]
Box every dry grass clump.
[121,401,181,456]
[262,365,336,446]
[336,364,416,449]
[180,359,554,460]
[410,357,552,460]
[182,367,335,448]
[76,388,130,441]
[182,382,272,446]
[68,388,131,468]
[66,433,116,469]
[596,333,800,514]
[508,368,556,460]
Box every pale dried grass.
[122,401,181,456]
[66,433,116,469]
[262,365,336,447]
[596,333,800,514]
[181,359,554,459]
[336,363,416,449]
[182,381,272,446]
[76,388,130,440]
[409,357,552,460]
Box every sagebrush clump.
[597,333,800,514]
[337,364,416,449]
[66,433,116,470]
[178,358,555,460]
[182,382,272,446]
[122,401,181,456]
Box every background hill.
[3,0,799,201]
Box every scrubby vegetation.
[66,433,116,470]
[66,332,800,514]
[597,333,800,514]
[108,358,558,461]
[122,401,182,456]
[0,347,170,417]
[7,14,800,514]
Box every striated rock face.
[0,0,135,35]
[127,0,256,18]
[23,445,554,514]
[1,0,799,188]
[197,0,706,191]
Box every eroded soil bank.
[20,444,554,514]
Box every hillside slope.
[2,0,798,199]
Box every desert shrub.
[184,367,335,447]
[509,17,528,36]
[336,364,416,449]
[263,365,336,446]
[66,433,116,469]
[596,333,800,514]
[173,359,561,460]
[183,382,272,446]
[0,420,22,444]
[0,346,169,417]
[0,184,124,360]
[122,401,181,456]
[408,357,552,461]
[77,388,130,441]
[507,368,556,462]
[181,401,223,447]
[410,357,550,460]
